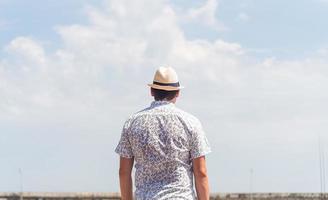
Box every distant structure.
[0,193,120,200]
[1,192,328,200]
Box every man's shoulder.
[122,106,152,125]
[174,106,200,123]
[123,104,201,127]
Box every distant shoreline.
[1,192,328,200]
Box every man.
[115,67,211,200]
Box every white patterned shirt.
[115,100,211,200]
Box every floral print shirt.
[115,100,211,200]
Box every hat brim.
[148,83,184,91]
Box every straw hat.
[148,67,184,91]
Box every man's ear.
[176,90,180,97]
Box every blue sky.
[2,0,328,57]
[1,0,328,193]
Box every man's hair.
[151,88,179,101]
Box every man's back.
[115,100,211,200]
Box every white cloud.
[317,48,328,56]
[182,0,228,31]
[1,0,328,192]
[6,37,46,64]
[237,12,251,22]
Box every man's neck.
[154,99,176,104]
[166,98,176,104]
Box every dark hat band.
[153,81,180,87]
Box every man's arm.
[193,156,210,200]
[119,156,134,200]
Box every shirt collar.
[150,100,174,108]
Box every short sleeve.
[115,120,134,158]
[190,119,211,160]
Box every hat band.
[153,81,180,87]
